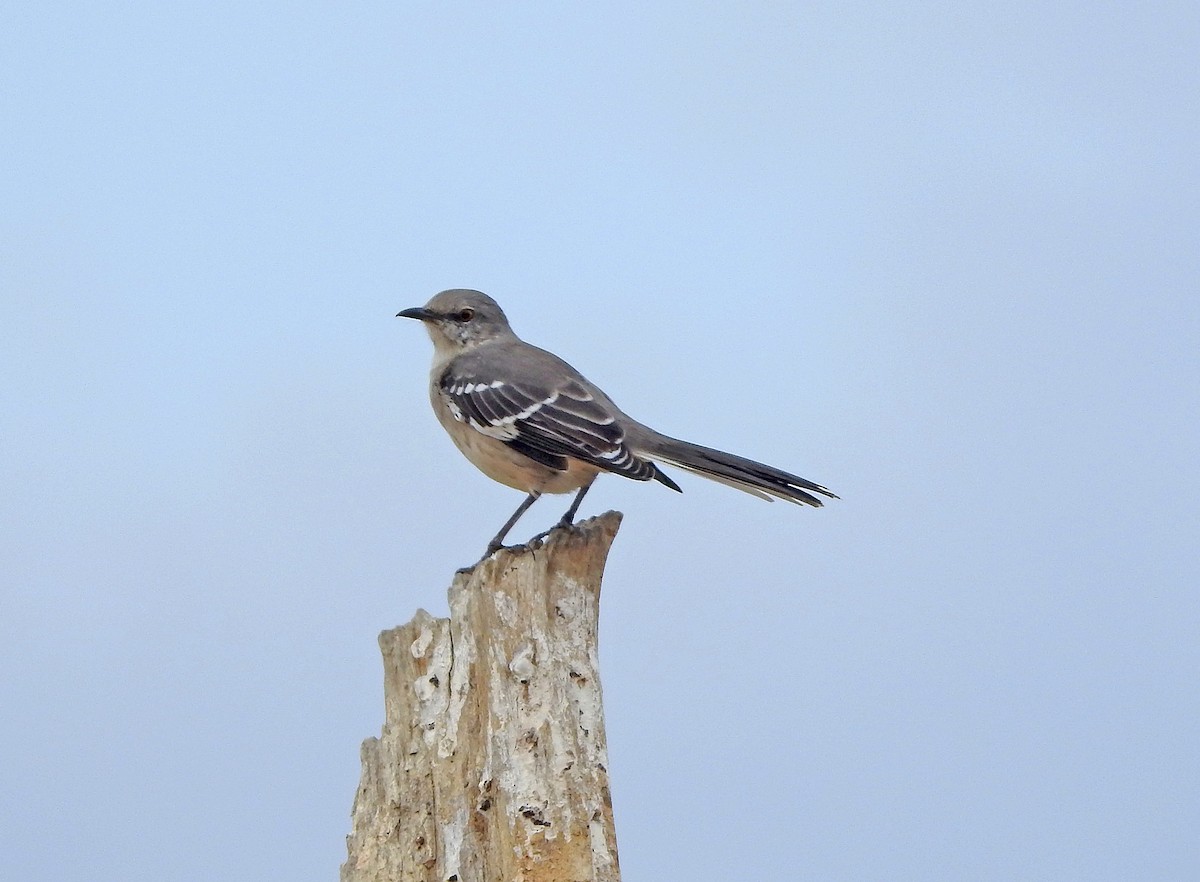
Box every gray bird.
[398,289,837,556]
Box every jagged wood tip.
[460,509,624,574]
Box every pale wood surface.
[342,512,624,882]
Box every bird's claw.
[527,518,573,547]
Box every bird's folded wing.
[438,369,658,481]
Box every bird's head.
[397,289,514,358]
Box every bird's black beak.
[397,307,437,321]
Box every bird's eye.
[456,307,475,322]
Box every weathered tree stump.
[342,512,623,882]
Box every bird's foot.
[469,518,576,570]
[527,517,574,547]
[469,535,527,566]
[526,529,552,546]
[460,542,504,572]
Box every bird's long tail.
[644,434,838,507]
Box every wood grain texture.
[342,512,623,882]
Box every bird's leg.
[557,478,595,527]
[527,478,596,547]
[486,491,541,555]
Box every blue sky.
[2,3,1197,879]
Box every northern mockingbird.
[398,289,837,556]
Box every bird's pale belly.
[431,387,597,494]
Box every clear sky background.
[2,3,1197,880]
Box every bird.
[397,289,836,557]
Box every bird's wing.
[437,363,661,482]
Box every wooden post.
[341,512,623,882]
